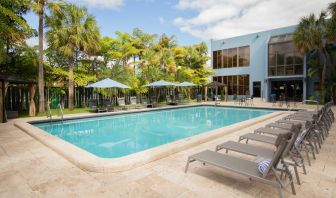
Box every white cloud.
[159,17,165,24]
[69,0,124,9]
[174,0,334,40]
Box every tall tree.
[0,0,33,72]
[32,0,47,113]
[293,13,330,103]
[326,2,336,102]
[47,3,100,110]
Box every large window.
[268,34,303,76]
[213,74,250,95]
[238,46,250,67]
[213,46,250,69]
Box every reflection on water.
[34,106,274,158]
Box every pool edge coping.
[15,108,286,173]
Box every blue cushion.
[257,159,271,175]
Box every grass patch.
[19,107,91,118]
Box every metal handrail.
[57,103,64,123]
[46,103,52,122]
[302,100,319,111]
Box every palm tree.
[47,3,100,110]
[293,13,329,103]
[32,0,47,113]
[326,2,336,102]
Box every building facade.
[211,25,318,102]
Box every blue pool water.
[33,106,275,158]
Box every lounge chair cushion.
[294,129,307,147]
[257,159,271,175]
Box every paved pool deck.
[0,103,335,198]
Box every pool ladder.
[46,103,64,123]
[47,103,52,122]
[57,103,64,123]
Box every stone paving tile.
[0,105,335,198]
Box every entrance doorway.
[270,80,303,101]
[253,81,261,97]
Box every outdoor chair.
[246,94,254,106]
[102,99,113,112]
[149,96,158,108]
[117,97,127,110]
[166,95,177,105]
[141,96,148,107]
[185,131,293,198]
[216,124,302,185]
[88,99,99,112]
[238,96,246,106]
[130,96,138,108]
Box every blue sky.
[24,0,334,47]
[24,0,202,46]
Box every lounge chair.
[149,96,158,108]
[266,122,293,130]
[130,96,138,108]
[141,96,149,108]
[185,132,293,198]
[88,99,99,112]
[254,127,290,136]
[117,97,127,110]
[216,124,303,185]
[102,99,113,111]
[166,95,178,105]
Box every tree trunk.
[68,57,74,111]
[38,7,45,113]
[29,84,36,117]
[0,81,9,123]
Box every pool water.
[33,106,275,158]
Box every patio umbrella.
[86,78,130,89]
[144,80,177,102]
[176,81,197,100]
[86,78,130,107]
[176,81,197,87]
[143,80,177,87]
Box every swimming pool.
[33,106,275,158]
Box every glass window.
[286,65,294,75]
[238,46,250,67]
[285,53,294,65]
[268,54,276,66]
[268,35,304,76]
[223,76,227,85]
[213,51,218,69]
[223,49,228,68]
[276,52,285,66]
[244,75,250,95]
[214,75,249,95]
[269,66,276,76]
[232,49,238,67]
[228,76,233,95]
[232,75,238,94]
[277,66,285,76]
[217,50,222,68]
[295,64,303,75]
[218,76,223,83]
[228,48,235,68]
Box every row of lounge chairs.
[185,101,334,198]
[88,96,159,113]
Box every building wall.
[210,25,310,101]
